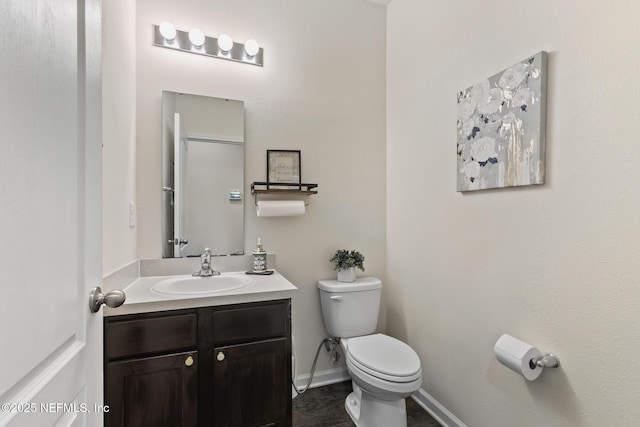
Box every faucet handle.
[201,248,212,267]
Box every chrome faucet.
[192,248,220,277]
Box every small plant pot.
[337,267,357,283]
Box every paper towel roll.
[256,200,305,217]
[494,334,543,381]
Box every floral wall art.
[456,51,548,192]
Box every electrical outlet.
[129,202,137,228]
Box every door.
[105,352,198,427]
[0,1,103,426]
[173,113,189,257]
[213,338,289,427]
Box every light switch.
[129,202,137,228]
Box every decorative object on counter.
[153,23,263,66]
[330,249,365,283]
[456,51,547,192]
[252,238,267,272]
[267,150,302,189]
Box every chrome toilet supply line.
[292,337,340,395]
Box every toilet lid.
[347,334,421,381]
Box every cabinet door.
[105,351,198,427]
[213,338,289,427]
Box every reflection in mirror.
[162,91,245,258]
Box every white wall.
[102,0,137,274]
[387,1,640,425]
[135,0,387,375]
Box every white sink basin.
[151,274,255,296]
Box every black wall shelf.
[250,182,318,195]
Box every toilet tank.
[317,277,382,338]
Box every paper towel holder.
[532,353,560,369]
[253,197,309,207]
[250,181,318,206]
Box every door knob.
[89,286,126,313]
[216,351,225,362]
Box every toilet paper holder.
[531,353,560,369]
[494,334,560,380]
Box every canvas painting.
[456,52,547,192]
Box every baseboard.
[294,366,350,390]
[411,388,467,427]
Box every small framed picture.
[267,150,301,188]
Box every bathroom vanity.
[103,268,296,427]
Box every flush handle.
[330,296,343,302]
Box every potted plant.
[330,249,365,282]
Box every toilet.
[317,277,422,427]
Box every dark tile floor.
[292,381,442,427]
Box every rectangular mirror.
[162,91,245,258]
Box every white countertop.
[104,270,297,316]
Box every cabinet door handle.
[185,355,194,367]
[216,351,225,362]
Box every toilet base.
[344,383,408,427]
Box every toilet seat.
[346,334,421,383]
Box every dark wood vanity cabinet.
[104,299,292,427]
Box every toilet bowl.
[344,334,422,398]
[341,335,422,427]
[317,278,423,427]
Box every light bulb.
[159,21,176,41]
[189,28,205,47]
[217,34,233,52]
[244,39,259,57]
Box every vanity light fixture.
[152,24,263,67]
[188,28,205,47]
[244,39,260,57]
[159,21,177,42]
[217,33,233,52]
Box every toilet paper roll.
[494,334,543,381]
[256,200,306,217]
